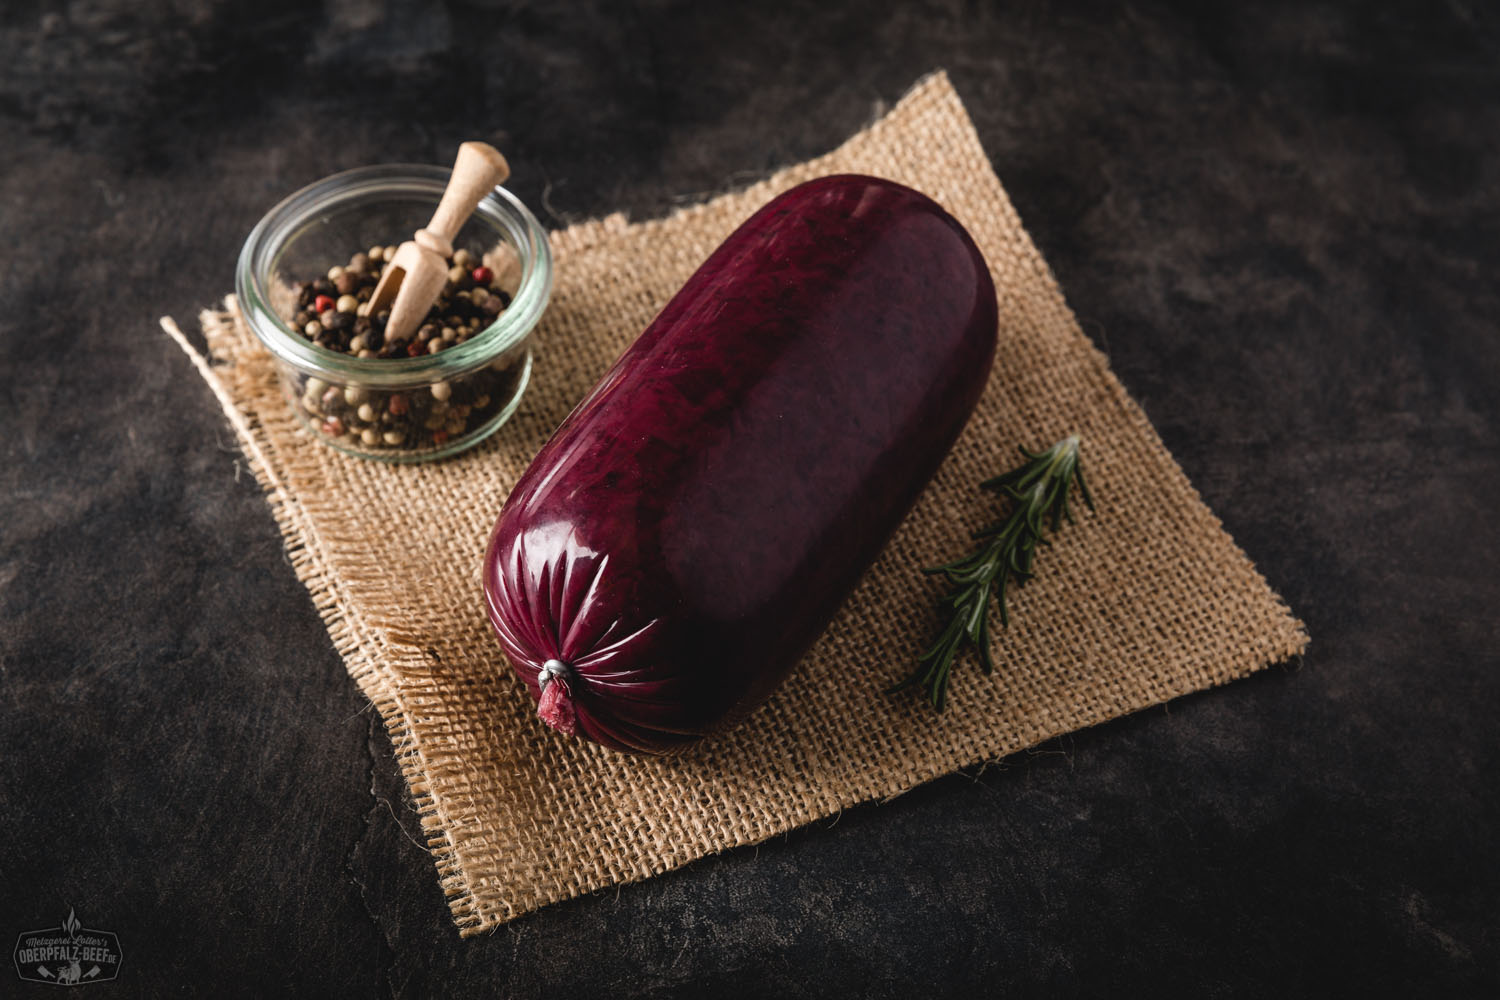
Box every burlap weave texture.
[164,72,1307,935]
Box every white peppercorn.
[431,380,452,402]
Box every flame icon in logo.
[62,909,80,939]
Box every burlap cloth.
[162,72,1307,935]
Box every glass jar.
[236,164,552,462]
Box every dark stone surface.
[2,1,1495,996]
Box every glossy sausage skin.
[482,175,997,754]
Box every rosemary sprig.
[893,435,1095,711]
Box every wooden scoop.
[365,141,511,343]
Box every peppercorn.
[287,243,523,454]
[472,266,493,286]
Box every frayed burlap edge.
[160,308,485,921]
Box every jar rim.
[235,163,553,389]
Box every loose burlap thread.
[163,72,1307,935]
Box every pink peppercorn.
[388,394,409,415]
[313,294,336,314]
[471,266,493,286]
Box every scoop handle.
[420,142,511,255]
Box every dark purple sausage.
[482,175,997,754]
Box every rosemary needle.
[892,435,1095,711]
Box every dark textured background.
[3,1,1497,996]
